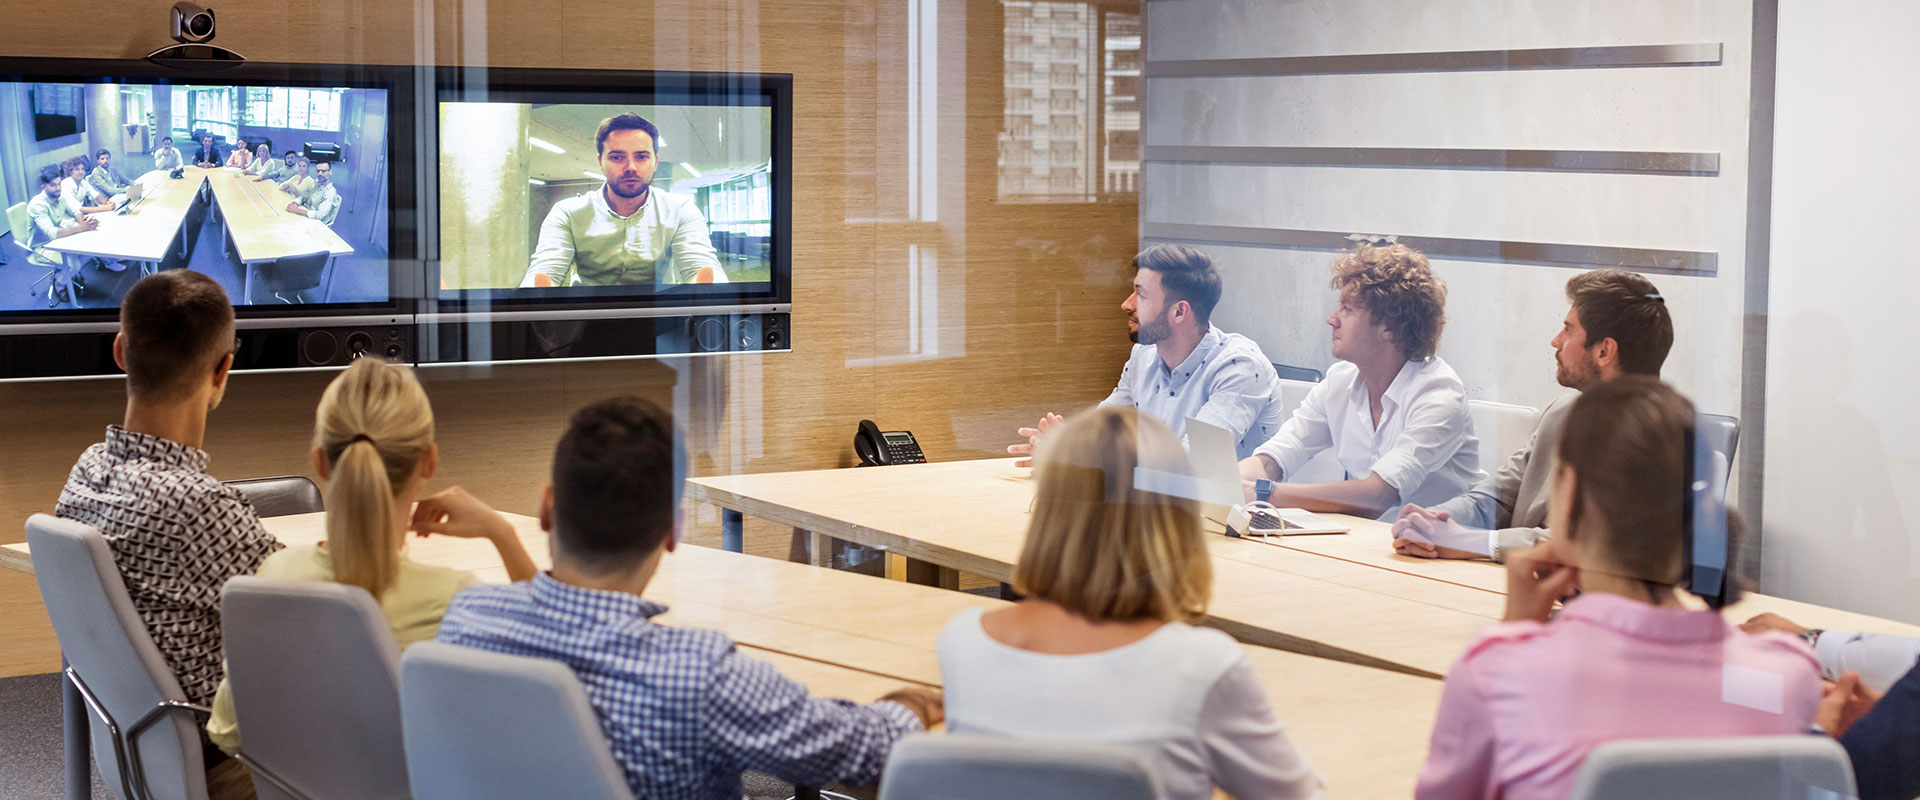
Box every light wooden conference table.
[2,511,1442,798]
[45,166,352,300]
[688,458,1920,677]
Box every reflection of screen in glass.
[438,102,774,295]
[0,81,391,313]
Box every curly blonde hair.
[1330,243,1447,361]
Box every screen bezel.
[427,66,793,314]
[0,57,419,328]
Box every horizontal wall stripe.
[1143,146,1720,176]
[1141,223,1717,276]
[1145,43,1723,78]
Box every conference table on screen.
[1,511,1443,798]
[686,457,1920,677]
[44,166,352,301]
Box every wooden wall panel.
[0,0,1138,677]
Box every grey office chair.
[220,577,407,800]
[877,734,1160,800]
[1271,362,1324,383]
[223,476,323,518]
[1567,736,1856,800]
[400,642,636,800]
[25,513,214,800]
[1700,413,1740,464]
[246,251,331,304]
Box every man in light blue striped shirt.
[1011,243,1287,463]
[439,397,940,800]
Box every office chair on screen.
[26,514,217,800]
[246,251,332,304]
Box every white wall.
[1762,0,1920,622]
[1143,0,1753,416]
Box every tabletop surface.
[44,166,351,264]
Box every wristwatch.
[1254,479,1274,503]
[1799,628,1824,648]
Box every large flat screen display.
[432,70,789,311]
[0,66,403,318]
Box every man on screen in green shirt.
[518,113,724,288]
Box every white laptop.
[1185,416,1348,536]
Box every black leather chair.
[224,476,324,518]
[247,251,332,304]
[1272,362,1325,382]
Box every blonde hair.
[1013,407,1212,623]
[313,358,435,600]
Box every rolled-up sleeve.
[1255,380,1334,479]
[663,202,723,285]
[521,204,578,287]
[1369,392,1472,505]
[1190,357,1277,454]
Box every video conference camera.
[148,2,245,70]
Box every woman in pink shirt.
[1415,377,1820,800]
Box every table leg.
[61,654,89,800]
[721,509,743,553]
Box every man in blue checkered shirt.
[437,397,942,799]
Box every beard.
[608,174,651,199]
[1135,316,1172,346]
[1555,355,1600,390]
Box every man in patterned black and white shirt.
[56,270,279,799]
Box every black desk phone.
[855,419,926,466]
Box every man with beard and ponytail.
[519,113,725,288]
[1008,243,1287,465]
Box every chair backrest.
[400,642,634,800]
[1271,362,1324,383]
[8,201,32,253]
[223,476,324,518]
[1699,413,1740,466]
[25,514,207,800]
[1568,736,1856,800]
[221,577,407,800]
[1468,399,1543,474]
[878,734,1159,800]
[262,252,330,294]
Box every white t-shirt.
[937,607,1325,800]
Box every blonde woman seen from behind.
[937,406,1325,800]
[206,357,537,755]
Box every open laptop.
[1185,416,1348,536]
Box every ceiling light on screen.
[678,163,703,177]
[582,169,602,180]
[528,136,565,154]
[528,178,547,185]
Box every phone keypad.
[888,443,926,464]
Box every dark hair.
[1565,269,1674,376]
[1132,243,1223,324]
[62,156,87,176]
[550,396,686,574]
[594,113,660,156]
[94,149,110,159]
[1556,376,1745,606]
[1330,243,1448,361]
[38,166,59,186]
[160,136,172,143]
[284,150,298,157]
[118,271,236,400]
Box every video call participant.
[194,134,223,168]
[1008,243,1286,465]
[1238,242,1484,518]
[153,136,183,172]
[89,149,131,197]
[286,160,341,226]
[55,271,280,799]
[952,407,1324,800]
[224,142,252,169]
[62,157,118,216]
[519,113,724,288]
[1393,269,1674,561]
[276,157,315,202]
[25,168,100,305]
[252,150,298,183]
[1414,378,1819,800]
[243,144,274,178]
[437,397,939,798]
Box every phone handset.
[855,419,926,467]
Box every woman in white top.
[938,406,1324,800]
[207,357,537,754]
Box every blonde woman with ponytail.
[207,357,536,755]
